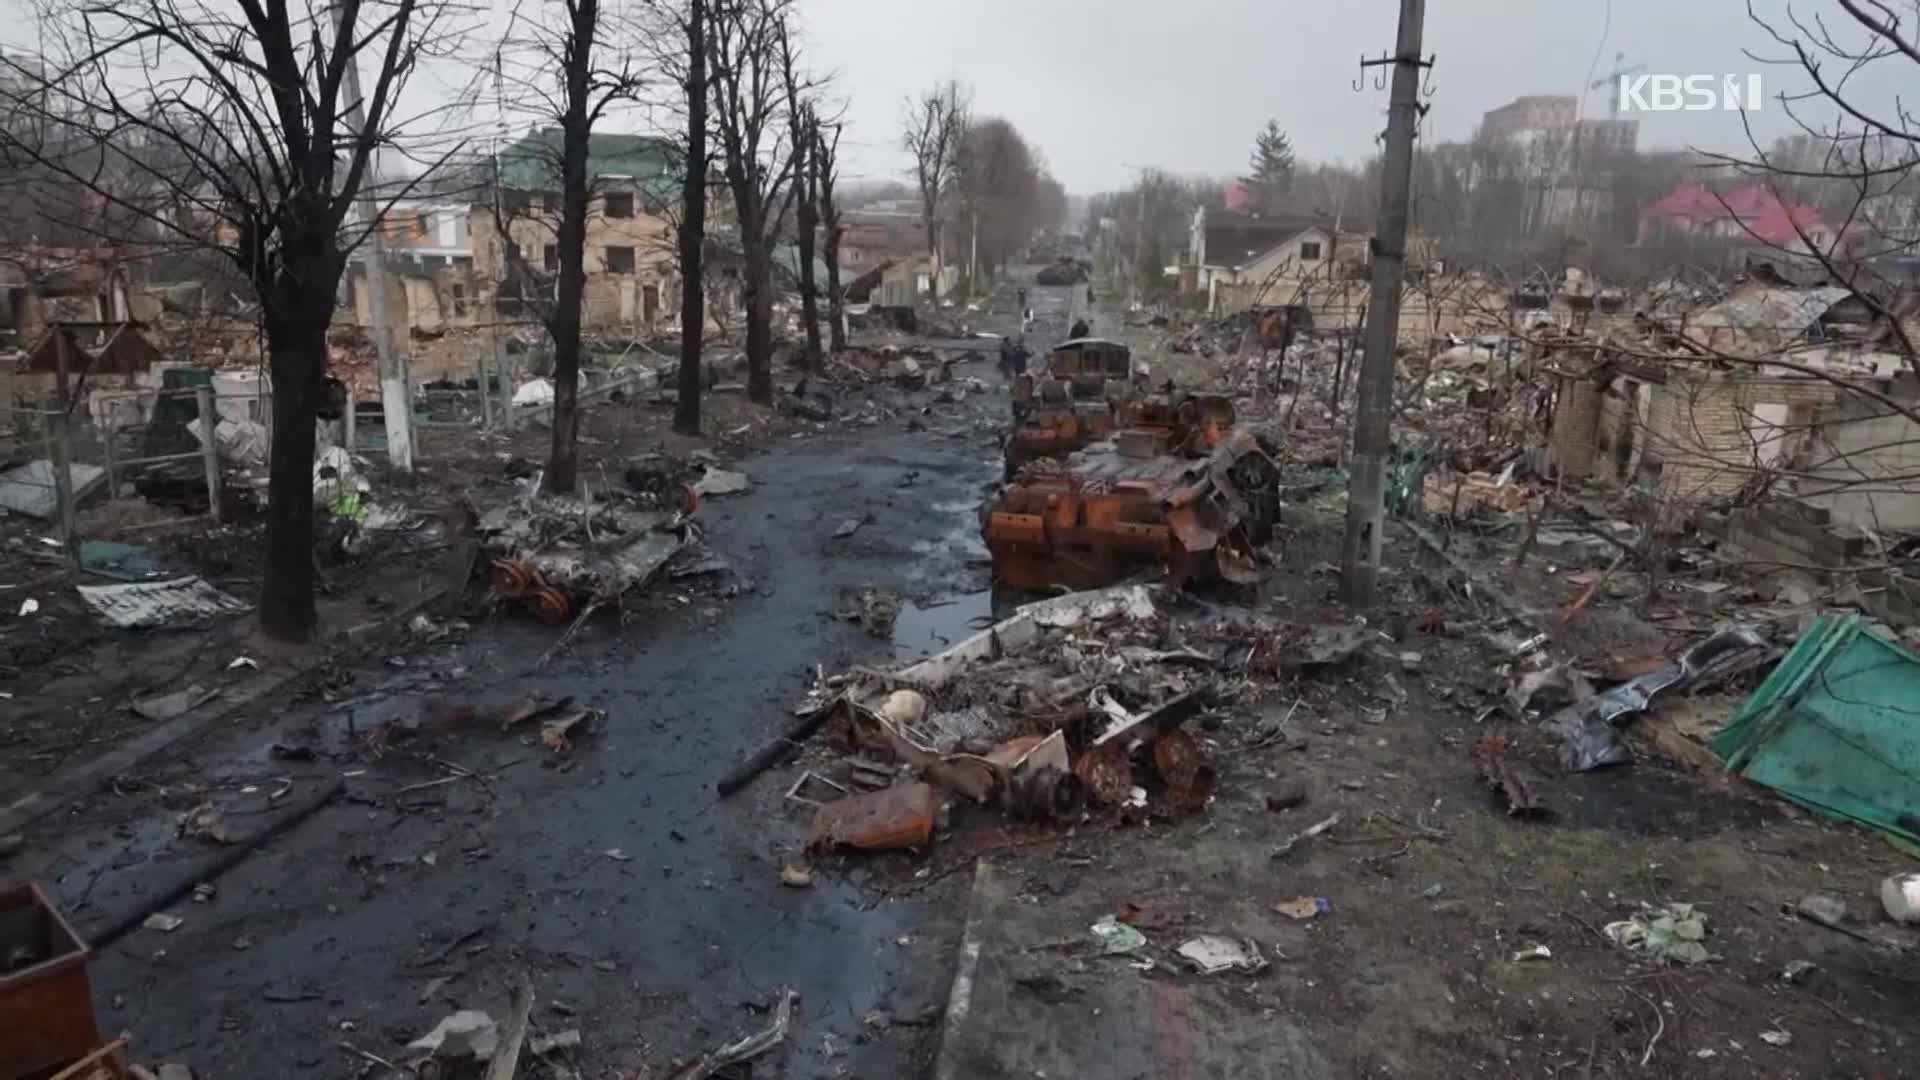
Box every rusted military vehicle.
[984,393,1279,591]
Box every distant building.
[1480,94,1639,154]
[1479,94,1639,229]
[1638,182,1847,258]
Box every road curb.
[930,858,994,1080]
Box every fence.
[0,383,239,556]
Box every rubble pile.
[477,490,699,624]
[778,585,1375,859]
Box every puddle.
[892,590,991,658]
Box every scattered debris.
[1176,935,1268,975]
[407,1009,500,1063]
[1883,874,1920,924]
[832,517,866,539]
[1470,735,1545,817]
[0,459,106,518]
[1543,625,1769,771]
[1795,894,1849,930]
[1510,944,1553,963]
[539,705,594,753]
[671,988,795,1080]
[1090,916,1147,955]
[840,587,901,637]
[603,848,632,862]
[176,802,231,845]
[808,782,938,852]
[16,598,37,617]
[225,656,259,671]
[1271,812,1341,860]
[142,912,184,933]
[76,576,250,629]
[1274,896,1329,921]
[529,1029,581,1056]
[1759,1029,1793,1047]
[691,467,752,497]
[1604,903,1710,965]
[780,862,814,888]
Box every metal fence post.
[344,385,357,451]
[196,384,223,523]
[46,408,77,553]
[477,344,493,430]
[498,339,514,431]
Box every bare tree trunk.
[923,220,940,305]
[674,0,707,436]
[823,221,844,352]
[260,304,325,640]
[544,0,598,495]
[744,235,773,402]
[793,139,821,370]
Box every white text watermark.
[1618,74,1764,113]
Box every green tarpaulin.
[1714,614,1920,843]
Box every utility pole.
[1338,0,1427,606]
[333,4,414,471]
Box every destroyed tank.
[1006,337,1136,478]
[984,393,1280,592]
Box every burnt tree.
[0,0,456,640]
[813,114,845,352]
[778,28,820,370]
[492,0,645,493]
[674,0,709,435]
[707,0,801,404]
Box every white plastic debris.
[407,1009,499,1061]
[143,912,184,933]
[512,378,555,407]
[1176,935,1267,975]
[1880,872,1920,924]
[691,467,752,497]
[1759,1029,1792,1047]
[17,598,37,616]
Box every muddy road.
[15,280,1089,1076]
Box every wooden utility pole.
[1338,0,1427,605]
[333,4,413,471]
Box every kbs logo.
[1618,74,1764,113]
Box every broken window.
[605,192,634,219]
[541,192,559,213]
[451,283,467,317]
[543,244,559,273]
[1299,241,1323,261]
[504,191,531,216]
[605,246,636,273]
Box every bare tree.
[707,0,801,404]
[0,0,461,640]
[673,0,709,434]
[812,113,845,352]
[778,26,820,371]
[902,79,968,305]
[490,0,646,493]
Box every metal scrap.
[1470,735,1546,817]
[1541,625,1770,771]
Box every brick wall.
[1645,373,1838,502]
[1549,372,1603,479]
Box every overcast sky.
[802,0,1913,194]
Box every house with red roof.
[1638,182,1846,256]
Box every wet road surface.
[21,279,1088,1078]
